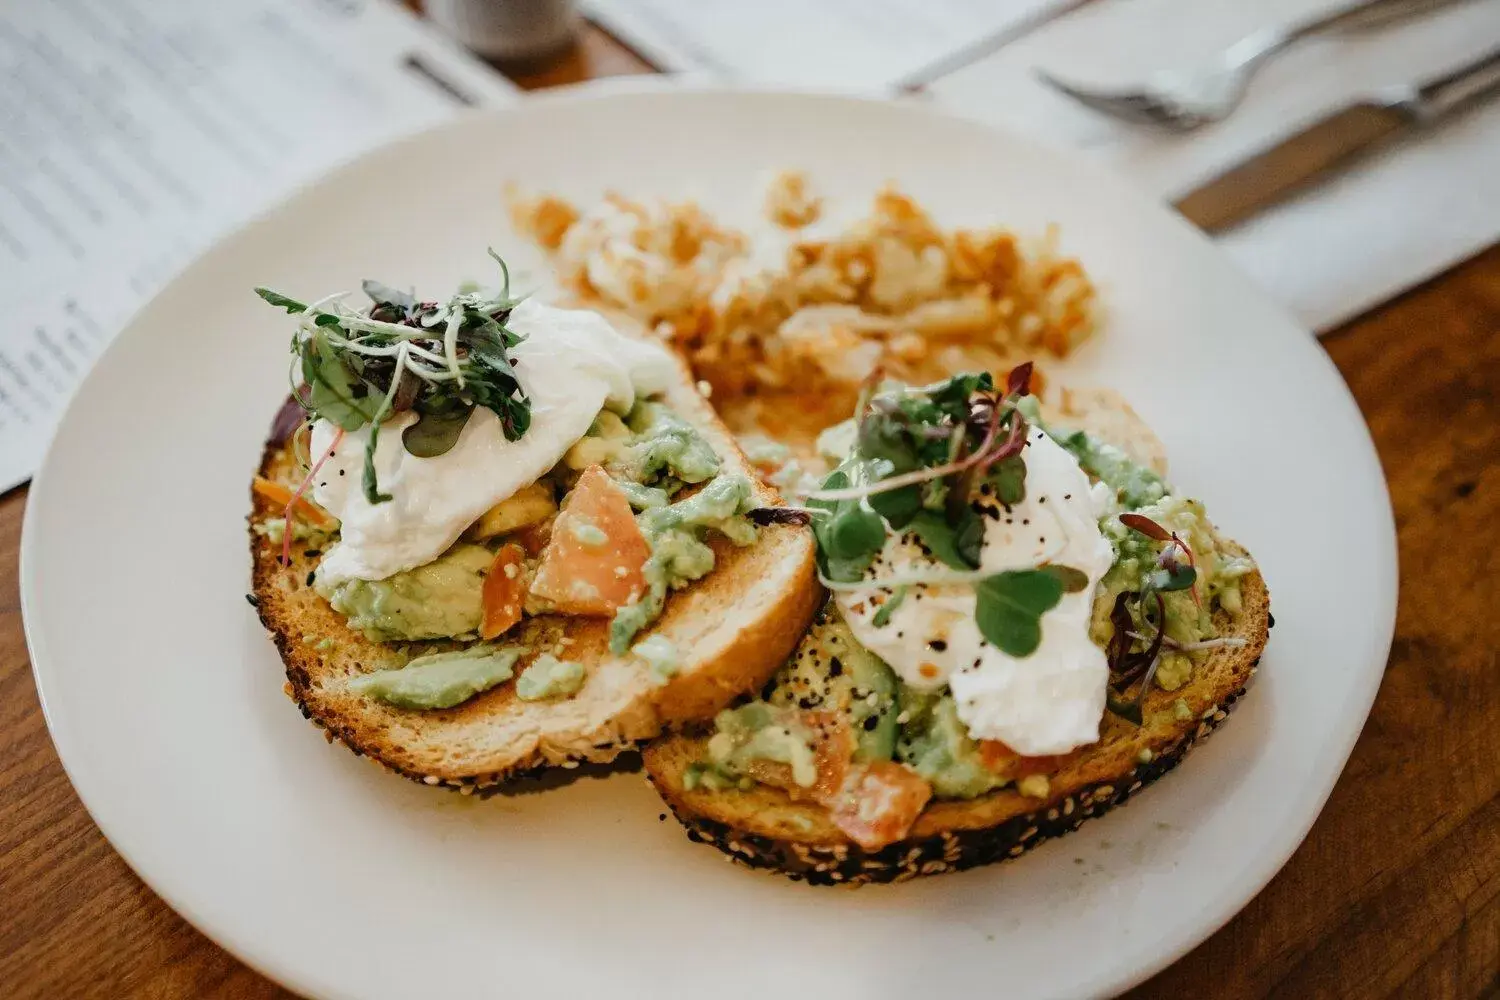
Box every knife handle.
[1408,46,1500,122]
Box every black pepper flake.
[1063,493,1072,500]
[305,571,316,587]
[1039,496,1047,503]
[338,469,346,476]
[245,594,260,608]
[972,657,982,669]
[928,639,948,652]
[658,813,667,822]
[828,657,844,677]
[896,631,904,639]
[862,715,879,732]
[1022,518,1030,526]
[304,549,321,558]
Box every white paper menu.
[0,0,518,493]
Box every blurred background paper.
[0,0,518,493]
[927,0,1500,332]
[581,0,1080,89]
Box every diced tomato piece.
[804,711,856,802]
[978,739,1082,779]
[822,760,933,852]
[528,466,650,615]
[513,520,553,558]
[735,710,854,802]
[480,543,527,640]
[251,475,337,530]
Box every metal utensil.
[1037,0,1469,132]
[1174,45,1500,232]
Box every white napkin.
[928,0,1500,331]
[581,0,1079,90]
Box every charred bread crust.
[659,672,1254,885]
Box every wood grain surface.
[2,20,1497,1000]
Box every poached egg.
[309,300,676,587]
[836,429,1116,757]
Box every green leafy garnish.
[1148,563,1198,593]
[402,395,474,458]
[254,288,308,315]
[257,252,531,504]
[872,585,907,627]
[298,327,381,432]
[809,466,887,582]
[987,454,1027,506]
[974,568,1070,657]
[908,510,982,571]
[1041,564,1090,593]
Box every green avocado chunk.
[515,654,587,701]
[707,702,821,788]
[895,691,1008,799]
[349,644,523,710]
[622,401,722,486]
[315,544,492,642]
[608,474,758,653]
[769,610,899,762]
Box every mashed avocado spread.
[349,644,523,709]
[609,473,759,654]
[315,544,492,642]
[515,654,587,701]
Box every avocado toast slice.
[643,383,1270,883]
[248,267,821,791]
[252,357,821,788]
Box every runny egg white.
[837,429,1116,757]
[309,300,676,587]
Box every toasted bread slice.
[642,389,1270,884]
[249,355,821,790]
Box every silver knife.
[1174,45,1500,234]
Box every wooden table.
[2,23,1497,1000]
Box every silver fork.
[1037,0,1471,132]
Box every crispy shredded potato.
[509,179,1096,431]
[763,169,822,229]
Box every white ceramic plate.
[23,83,1396,1000]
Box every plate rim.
[20,78,1398,1000]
